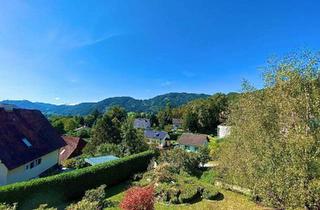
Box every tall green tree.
[182,93,229,134]
[121,118,148,155]
[219,51,320,209]
[91,114,122,147]
[107,106,127,123]
[157,100,172,129]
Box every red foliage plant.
[120,185,155,210]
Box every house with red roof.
[59,136,87,163]
[0,108,66,186]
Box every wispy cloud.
[71,33,120,48]
[181,71,196,78]
[45,28,121,49]
[54,97,60,101]
[161,81,173,87]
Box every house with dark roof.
[177,133,209,152]
[172,118,183,130]
[59,136,87,163]
[0,108,66,186]
[133,118,151,129]
[144,130,170,147]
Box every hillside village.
[0,90,242,209]
[0,1,320,210]
[0,99,231,187]
[2,52,320,210]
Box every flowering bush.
[120,186,155,210]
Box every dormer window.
[22,138,32,147]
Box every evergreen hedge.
[0,150,155,207]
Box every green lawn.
[104,183,269,210]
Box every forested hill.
[0,92,210,116]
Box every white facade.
[0,149,60,186]
[217,125,231,138]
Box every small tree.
[121,119,148,155]
[160,148,200,175]
[66,185,107,210]
[120,186,155,210]
[197,146,211,165]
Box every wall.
[218,126,231,138]
[0,163,8,186]
[5,150,59,185]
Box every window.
[22,138,32,147]
[60,149,66,155]
[25,158,42,170]
[36,158,42,165]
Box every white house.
[217,125,231,138]
[0,108,66,186]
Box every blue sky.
[0,0,319,104]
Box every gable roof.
[0,108,66,170]
[60,136,87,162]
[172,118,182,126]
[178,133,208,146]
[144,130,169,141]
[133,118,151,129]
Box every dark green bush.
[0,150,155,208]
[178,183,200,203]
[202,187,220,200]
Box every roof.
[85,155,119,166]
[59,136,87,162]
[0,108,66,170]
[133,118,151,129]
[144,130,169,141]
[172,118,183,126]
[178,133,209,146]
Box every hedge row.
[0,150,155,207]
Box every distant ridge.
[1,92,210,116]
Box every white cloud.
[54,97,60,101]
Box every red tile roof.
[59,136,87,162]
[178,133,209,146]
[0,108,66,170]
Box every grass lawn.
[104,183,269,210]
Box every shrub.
[0,151,155,208]
[151,163,175,183]
[83,184,106,207]
[96,143,123,157]
[0,203,17,210]
[120,185,155,210]
[159,148,201,175]
[66,184,109,210]
[178,184,200,204]
[34,204,57,210]
[200,170,217,185]
[202,186,220,200]
[61,157,87,169]
[66,199,99,210]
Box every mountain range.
[0,92,210,116]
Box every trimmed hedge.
[0,150,155,207]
